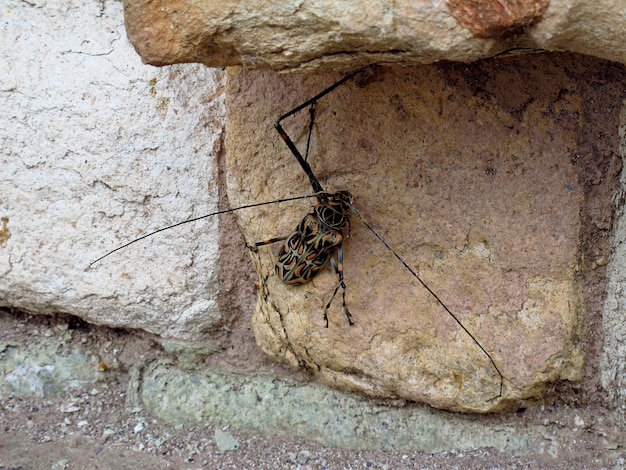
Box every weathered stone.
[0,0,225,339]
[224,58,616,412]
[602,104,626,426]
[214,429,240,452]
[130,358,579,453]
[4,0,624,418]
[123,0,626,72]
[0,338,102,399]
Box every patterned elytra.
[277,191,353,286]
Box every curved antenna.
[88,193,316,269]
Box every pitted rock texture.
[447,0,549,38]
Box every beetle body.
[257,190,354,326]
[276,191,352,285]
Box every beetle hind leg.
[324,247,353,327]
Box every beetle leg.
[325,245,353,327]
[254,236,288,248]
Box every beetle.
[253,190,355,327]
[90,68,504,398]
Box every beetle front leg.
[251,235,289,253]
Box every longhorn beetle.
[90,69,504,398]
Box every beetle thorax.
[314,191,353,231]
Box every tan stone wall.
[225,57,623,412]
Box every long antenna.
[350,206,504,398]
[275,69,503,398]
[88,193,316,268]
[274,69,366,195]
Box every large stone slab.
[225,59,595,412]
[123,0,626,72]
[0,0,225,339]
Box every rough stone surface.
[0,334,102,399]
[225,57,625,412]
[214,429,240,452]
[602,103,626,426]
[447,0,549,39]
[4,0,625,420]
[1,0,225,339]
[123,0,626,72]
[131,358,558,453]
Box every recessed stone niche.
[225,57,625,412]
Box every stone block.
[0,0,225,339]
[225,61,594,412]
[123,0,626,71]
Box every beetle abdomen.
[276,213,343,285]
